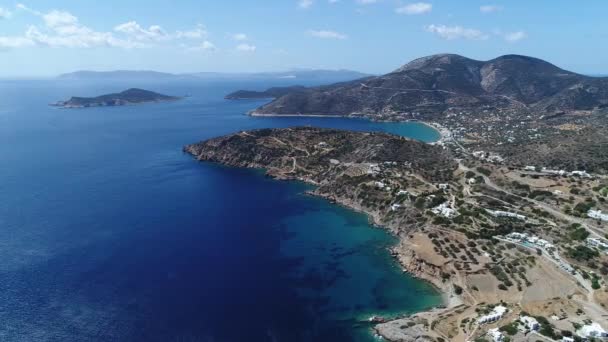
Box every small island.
[52,88,181,108]
[224,86,307,100]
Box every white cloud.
[425,24,489,40]
[298,0,313,9]
[15,3,40,15]
[176,25,207,39]
[236,43,256,52]
[114,21,169,41]
[504,31,526,42]
[396,2,432,15]
[308,29,348,39]
[232,33,248,41]
[0,8,12,19]
[480,5,503,13]
[0,5,210,51]
[357,0,379,4]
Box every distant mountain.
[248,54,608,117]
[58,69,371,83]
[52,88,181,108]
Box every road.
[458,162,606,240]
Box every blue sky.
[0,0,607,77]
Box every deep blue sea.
[0,79,441,342]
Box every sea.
[0,78,441,342]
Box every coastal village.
[371,118,608,342]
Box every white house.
[486,210,527,221]
[487,328,505,342]
[570,170,592,178]
[577,322,608,339]
[478,305,507,324]
[588,210,608,222]
[431,202,457,218]
[520,316,540,331]
[587,238,608,250]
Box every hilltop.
[249,54,608,117]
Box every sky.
[0,0,607,77]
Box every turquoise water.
[0,79,441,341]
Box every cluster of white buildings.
[431,202,457,218]
[535,167,593,178]
[486,210,527,221]
[368,164,381,176]
[587,237,608,251]
[472,151,505,164]
[588,209,608,222]
[478,305,507,324]
[506,232,555,250]
[577,322,608,339]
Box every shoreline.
[248,111,450,144]
[264,175,455,339]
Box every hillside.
[248,54,608,117]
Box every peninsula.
[192,54,608,342]
[52,88,181,108]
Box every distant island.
[52,88,181,108]
[225,86,308,100]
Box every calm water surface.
[0,80,440,341]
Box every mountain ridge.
[245,53,608,118]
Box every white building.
[541,167,567,176]
[391,204,401,211]
[438,183,449,190]
[589,210,608,222]
[524,166,536,171]
[587,238,608,250]
[577,322,608,339]
[431,202,457,218]
[478,305,507,324]
[486,210,526,221]
[570,170,592,178]
[487,328,505,342]
[562,337,574,342]
[374,181,385,189]
[520,316,540,331]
